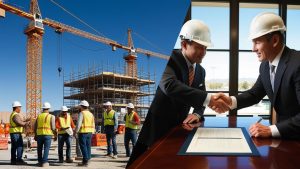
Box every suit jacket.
[138,49,208,146]
[236,46,300,139]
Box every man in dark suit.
[216,12,300,139]
[126,20,230,167]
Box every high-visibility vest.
[9,112,23,133]
[125,111,139,130]
[36,112,54,136]
[79,110,95,133]
[58,113,71,134]
[104,110,115,126]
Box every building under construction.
[63,62,156,124]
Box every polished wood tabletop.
[129,116,300,169]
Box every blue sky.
[0,0,190,111]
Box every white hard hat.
[103,101,112,106]
[79,100,89,107]
[126,103,134,109]
[12,101,22,108]
[179,19,213,47]
[42,102,51,109]
[249,12,286,40]
[61,106,69,111]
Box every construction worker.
[35,102,56,167]
[124,103,140,157]
[55,106,75,163]
[103,101,118,159]
[74,100,95,166]
[9,101,30,165]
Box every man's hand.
[208,93,232,113]
[54,135,58,142]
[249,123,272,138]
[25,121,31,126]
[183,114,200,124]
[182,122,202,131]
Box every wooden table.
[129,116,300,169]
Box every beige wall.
[0,112,10,123]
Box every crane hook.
[58,67,62,77]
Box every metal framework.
[63,63,155,123]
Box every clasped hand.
[208,93,232,113]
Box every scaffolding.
[63,62,156,124]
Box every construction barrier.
[117,124,125,134]
[0,125,4,136]
[91,134,107,146]
[0,137,8,150]
[4,123,9,137]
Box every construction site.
[0,0,170,168]
[0,0,168,129]
[63,62,156,123]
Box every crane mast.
[24,0,44,126]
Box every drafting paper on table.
[178,127,260,156]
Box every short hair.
[265,31,285,44]
[181,39,193,45]
[81,105,88,109]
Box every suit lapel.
[273,47,290,102]
[174,50,189,85]
[262,62,274,101]
[191,64,201,87]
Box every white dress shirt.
[182,51,211,108]
[230,45,285,137]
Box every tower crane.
[0,0,169,134]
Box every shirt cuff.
[230,96,237,109]
[203,93,212,106]
[269,125,281,138]
[192,113,201,120]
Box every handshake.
[208,93,232,113]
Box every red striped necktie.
[189,65,194,86]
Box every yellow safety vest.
[9,112,23,133]
[125,111,139,130]
[58,114,71,134]
[79,110,95,133]
[104,110,115,126]
[36,112,54,136]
